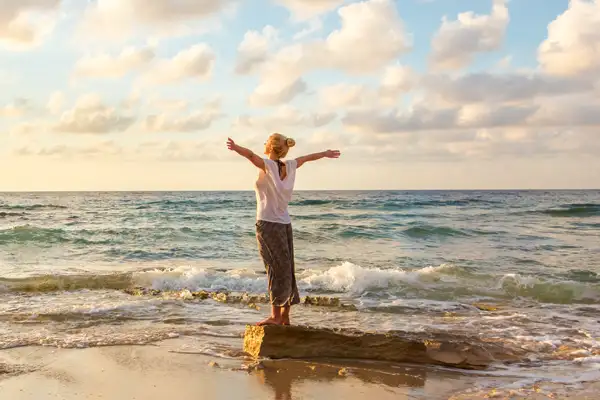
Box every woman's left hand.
[227,138,237,151]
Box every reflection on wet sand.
[254,359,427,400]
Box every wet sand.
[0,338,598,399]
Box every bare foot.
[256,317,284,326]
[282,316,290,326]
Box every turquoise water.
[1,191,599,387]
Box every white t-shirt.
[254,158,297,224]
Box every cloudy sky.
[1,0,599,191]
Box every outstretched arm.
[226,138,265,171]
[296,149,341,168]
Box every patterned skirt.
[255,220,300,307]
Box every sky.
[1,0,599,191]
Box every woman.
[226,133,341,326]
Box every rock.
[243,325,523,370]
[212,293,228,303]
[192,290,210,300]
[302,296,341,307]
[241,361,265,373]
[124,287,163,297]
[301,296,357,310]
[122,289,356,310]
[208,361,219,368]
[472,303,498,312]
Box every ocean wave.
[289,197,501,210]
[538,203,600,217]
[290,199,334,206]
[380,199,497,210]
[2,262,599,305]
[0,212,26,218]
[1,204,67,211]
[0,225,69,244]
[0,225,252,247]
[0,273,134,292]
[0,326,200,349]
[299,262,459,294]
[134,267,268,293]
[140,263,600,305]
[299,263,600,304]
[402,225,471,238]
[142,199,244,209]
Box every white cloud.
[430,0,509,70]
[138,44,215,85]
[319,83,371,108]
[293,18,323,40]
[16,141,123,159]
[274,0,345,20]
[422,72,591,105]
[379,65,418,99]
[528,95,600,128]
[1,104,24,118]
[144,113,220,133]
[319,0,411,73]
[235,26,278,75]
[74,46,155,79]
[147,97,190,112]
[80,0,232,40]
[342,91,600,141]
[0,69,19,85]
[53,94,136,134]
[13,139,225,162]
[236,105,336,130]
[318,65,417,109]
[249,77,308,106]
[538,0,600,77]
[247,0,411,106]
[136,140,221,162]
[0,98,31,118]
[47,91,65,115]
[9,122,41,136]
[0,0,60,50]
[333,122,599,162]
[144,99,223,133]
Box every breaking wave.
[3,262,599,305]
[538,203,600,217]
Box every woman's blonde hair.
[264,133,295,159]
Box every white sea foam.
[298,262,456,294]
[134,266,267,293]
[130,262,600,306]
[132,262,457,295]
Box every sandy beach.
[1,336,598,400]
[0,337,457,400]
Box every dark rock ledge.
[243,325,525,370]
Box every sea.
[1,190,599,397]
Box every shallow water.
[1,190,599,391]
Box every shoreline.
[0,339,459,400]
[1,338,599,400]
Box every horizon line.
[0,188,599,193]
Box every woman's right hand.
[324,150,341,159]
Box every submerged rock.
[472,303,499,312]
[302,296,341,307]
[192,290,210,299]
[122,287,354,309]
[123,287,162,297]
[243,325,524,370]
